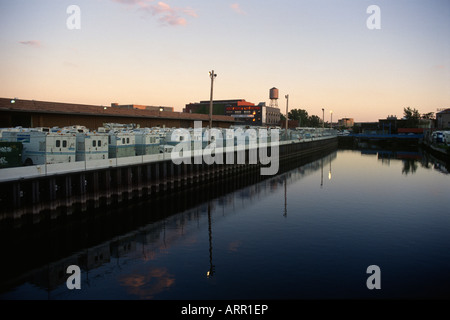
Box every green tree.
[421,112,434,119]
[403,107,420,127]
[308,115,321,127]
[288,109,309,127]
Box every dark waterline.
[1,146,449,300]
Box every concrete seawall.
[0,137,337,225]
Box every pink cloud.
[148,1,189,26]
[19,40,41,48]
[183,7,198,18]
[230,3,246,15]
[113,0,196,26]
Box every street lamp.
[285,94,289,139]
[330,110,333,129]
[209,70,217,130]
[322,108,324,129]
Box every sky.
[0,0,449,122]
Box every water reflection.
[0,148,336,299]
[354,145,450,175]
[1,146,448,299]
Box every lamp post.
[330,110,333,129]
[285,94,289,140]
[322,108,324,129]
[209,70,217,130]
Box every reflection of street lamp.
[206,203,215,278]
[330,110,333,128]
[320,157,323,188]
[328,156,332,180]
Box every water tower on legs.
[269,87,279,108]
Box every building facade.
[111,103,173,112]
[436,109,450,129]
[337,118,354,128]
[185,99,280,126]
[0,98,235,130]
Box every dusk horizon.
[1,0,449,122]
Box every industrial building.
[184,99,281,127]
[225,102,281,126]
[184,87,282,127]
[436,108,450,129]
[184,99,255,115]
[337,118,354,128]
[0,97,235,130]
[110,103,173,112]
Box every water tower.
[269,87,279,107]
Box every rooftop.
[1,97,234,123]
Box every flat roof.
[1,97,235,123]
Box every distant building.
[184,99,254,115]
[436,108,450,129]
[185,99,280,126]
[0,97,234,129]
[353,122,379,134]
[111,103,173,112]
[337,118,354,128]
[259,103,281,126]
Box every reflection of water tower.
[269,87,279,108]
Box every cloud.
[112,0,197,26]
[183,7,198,18]
[19,40,41,48]
[230,3,246,15]
[148,1,187,26]
[112,0,150,5]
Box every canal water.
[1,147,449,300]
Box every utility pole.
[209,70,217,130]
[330,110,333,129]
[322,108,325,129]
[285,94,289,140]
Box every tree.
[288,109,309,127]
[421,112,435,120]
[309,115,322,127]
[284,108,322,127]
[403,107,420,127]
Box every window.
[98,140,101,147]
[122,138,125,144]
[56,140,60,147]
[93,140,96,147]
[127,138,130,144]
[63,140,67,148]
